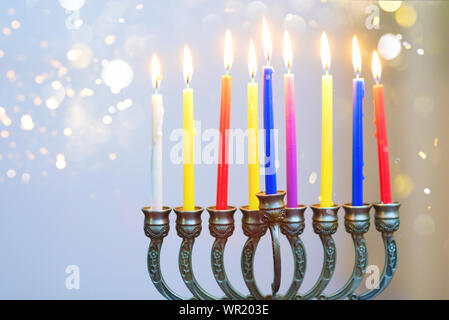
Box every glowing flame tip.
[372,50,382,83]
[320,32,331,73]
[151,54,161,91]
[262,17,272,64]
[248,39,257,80]
[224,29,233,72]
[283,30,293,72]
[183,45,193,86]
[352,36,362,77]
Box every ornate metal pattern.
[144,224,169,239]
[209,224,234,239]
[257,191,287,296]
[352,202,400,300]
[312,221,338,235]
[142,207,184,300]
[241,237,264,300]
[142,201,400,300]
[176,225,202,239]
[282,235,306,300]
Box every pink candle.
[284,31,298,208]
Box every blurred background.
[0,0,447,299]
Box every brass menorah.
[142,190,400,300]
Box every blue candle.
[261,18,277,195]
[352,36,365,206]
[352,78,364,205]
[263,66,277,194]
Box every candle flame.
[224,29,233,72]
[183,45,193,86]
[372,50,382,83]
[248,39,257,80]
[262,17,272,64]
[283,30,293,72]
[151,54,161,91]
[320,32,331,73]
[352,36,362,77]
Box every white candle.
[151,55,163,210]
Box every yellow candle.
[183,45,195,211]
[320,32,333,207]
[247,40,260,210]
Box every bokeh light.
[395,4,417,28]
[66,43,92,69]
[59,0,86,11]
[393,174,414,198]
[101,60,134,93]
[378,1,402,12]
[377,33,402,60]
[20,114,34,131]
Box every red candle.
[372,51,392,204]
[216,30,233,210]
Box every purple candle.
[284,31,298,208]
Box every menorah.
[142,191,400,300]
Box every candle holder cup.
[142,200,400,300]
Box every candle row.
[150,18,392,212]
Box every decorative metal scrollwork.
[142,201,400,300]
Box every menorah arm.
[281,206,307,300]
[256,192,287,297]
[354,231,397,300]
[211,238,246,299]
[147,239,184,300]
[351,202,400,300]
[240,205,267,300]
[268,224,282,295]
[299,233,336,300]
[297,204,340,300]
[207,206,246,300]
[175,206,218,300]
[282,235,306,300]
[178,237,217,300]
[143,206,185,300]
[320,234,367,300]
[241,236,265,300]
[320,204,370,300]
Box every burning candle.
[247,39,260,210]
[351,36,365,206]
[216,30,233,210]
[183,45,195,211]
[372,51,392,204]
[283,31,298,209]
[151,55,163,211]
[262,17,277,195]
[320,32,333,208]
